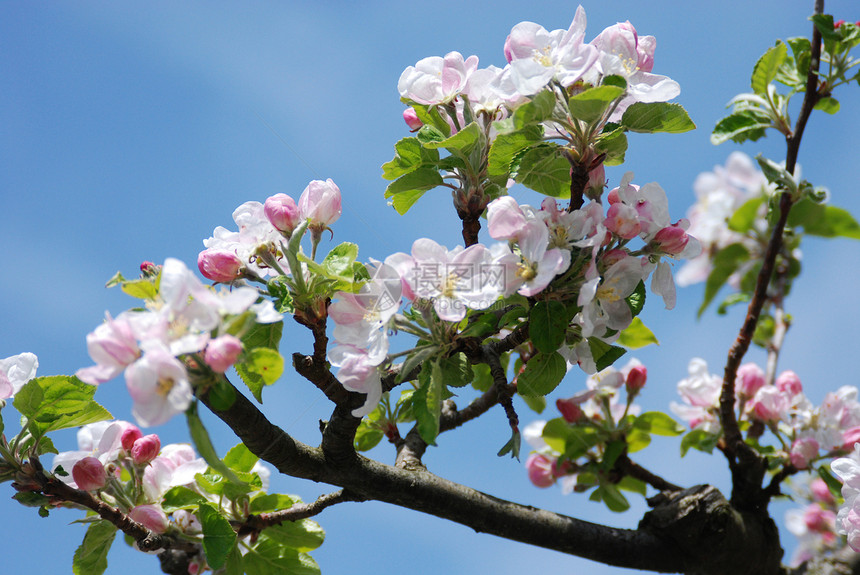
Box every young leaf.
[72,521,116,575]
[587,338,627,372]
[382,137,440,180]
[512,90,557,129]
[728,196,766,233]
[515,144,571,198]
[391,189,428,215]
[710,108,772,145]
[616,317,659,349]
[413,362,444,445]
[419,121,482,154]
[698,243,750,317]
[487,125,544,176]
[517,352,566,397]
[568,85,625,124]
[264,519,326,552]
[14,376,112,437]
[198,502,238,570]
[620,102,695,134]
[529,301,568,354]
[384,168,443,199]
[633,412,685,436]
[751,41,788,95]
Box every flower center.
[516,262,538,282]
[532,46,553,68]
[156,377,174,398]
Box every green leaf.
[244,537,321,575]
[680,429,721,456]
[413,362,443,445]
[626,428,652,453]
[161,486,207,513]
[224,545,244,575]
[382,137,440,180]
[236,347,284,403]
[698,243,750,317]
[625,281,646,318]
[224,442,259,473]
[814,97,840,114]
[620,102,695,134]
[198,502,238,570]
[517,352,566,397]
[264,519,326,552]
[592,484,630,512]
[321,243,359,278]
[728,196,766,233]
[249,493,296,514]
[617,317,659,349]
[818,465,844,499]
[73,520,116,575]
[186,403,243,485]
[751,41,788,95]
[587,338,627,372]
[384,168,443,199]
[568,85,625,124]
[529,301,568,354]
[420,121,482,154]
[617,476,647,496]
[14,376,112,437]
[520,393,546,414]
[487,125,544,176]
[602,75,628,90]
[397,345,439,383]
[13,491,52,508]
[512,90,557,129]
[633,412,684,436]
[594,126,628,166]
[120,278,158,300]
[391,189,428,215]
[416,124,446,146]
[354,424,385,452]
[710,108,772,145]
[790,202,860,239]
[241,321,283,351]
[438,353,473,388]
[497,430,521,460]
[515,144,571,198]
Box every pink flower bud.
[264,193,301,235]
[525,453,556,488]
[626,365,647,392]
[749,386,789,423]
[129,504,169,534]
[140,261,159,276]
[605,203,641,239]
[131,434,161,465]
[120,425,143,451]
[811,478,835,504]
[298,179,342,229]
[204,334,244,373]
[653,225,690,255]
[556,397,584,423]
[403,107,423,131]
[72,457,107,491]
[197,248,243,283]
[835,20,846,28]
[803,506,836,533]
[789,437,819,469]
[737,363,765,398]
[776,370,803,396]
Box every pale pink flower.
[328,344,383,417]
[130,505,169,534]
[402,107,423,131]
[511,220,571,297]
[398,51,479,105]
[737,363,765,398]
[125,347,194,427]
[748,386,790,423]
[299,179,342,230]
[526,453,556,488]
[777,370,803,397]
[76,312,142,385]
[263,193,300,236]
[0,352,38,399]
[789,437,819,469]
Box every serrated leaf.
[321,243,359,278]
[595,126,628,166]
[438,352,473,388]
[397,345,439,383]
[617,317,659,349]
[391,189,427,215]
[710,109,772,145]
[568,85,625,124]
[587,339,627,372]
[413,362,443,445]
[384,168,443,199]
[512,90,557,129]
[382,137,440,180]
[224,442,258,473]
[14,376,112,437]
[198,502,238,570]
[680,428,721,456]
[814,96,840,114]
[517,352,566,397]
[73,521,116,575]
[235,347,284,402]
[416,124,446,146]
[621,102,695,134]
[420,121,482,154]
[161,485,207,513]
[265,519,326,552]
[244,537,321,575]
[120,278,158,300]
[529,301,568,354]
[625,281,646,318]
[633,412,684,436]
[249,493,296,514]
[515,144,571,198]
[752,41,788,95]
[241,321,283,351]
[488,125,544,176]
[354,424,385,452]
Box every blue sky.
[1,2,859,574]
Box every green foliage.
[680,428,721,456]
[512,90,557,129]
[243,537,321,575]
[711,108,772,145]
[587,338,627,372]
[14,376,112,439]
[264,519,326,552]
[620,102,696,134]
[514,144,571,198]
[633,412,684,436]
[235,348,284,403]
[161,486,207,513]
[529,301,569,354]
[617,317,659,349]
[751,41,788,96]
[198,502,238,569]
[517,352,567,397]
[73,521,116,575]
[567,85,625,124]
[412,362,445,445]
[698,243,751,316]
[487,125,544,176]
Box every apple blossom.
[263,192,301,236]
[131,434,162,465]
[398,51,479,106]
[737,363,766,398]
[299,178,342,231]
[125,346,194,427]
[402,107,423,131]
[789,437,819,469]
[328,344,383,417]
[197,248,244,284]
[0,352,38,399]
[129,504,170,534]
[120,425,144,452]
[203,334,244,373]
[526,453,556,488]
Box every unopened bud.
[625,365,647,392]
[653,225,690,255]
[403,107,423,131]
[129,504,169,533]
[556,397,584,423]
[264,193,301,236]
[120,425,144,452]
[737,363,765,398]
[72,457,107,491]
[776,370,803,396]
[131,434,161,465]
[197,248,243,284]
[204,334,243,373]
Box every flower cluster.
[784,476,841,565]
[672,358,860,468]
[398,6,679,133]
[76,258,281,426]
